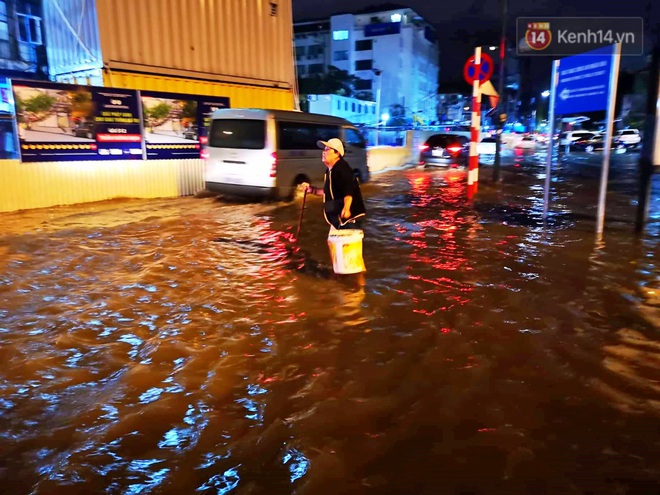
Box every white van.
[204,109,370,200]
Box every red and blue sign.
[463,53,494,85]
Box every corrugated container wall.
[43,0,104,83]
[95,0,296,108]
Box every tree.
[17,93,57,129]
[297,65,372,101]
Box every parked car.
[559,130,595,147]
[418,133,469,167]
[614,129,641,148]
[516,135,536,150]
[72,120,95,140]
[579,135,626,153]
[183,125,198,140]
[478,137,498,161]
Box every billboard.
[9,80,230,162]
[141,91,229,159]
[12,80,143,162]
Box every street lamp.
[541,90,550,98]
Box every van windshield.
[209,119,265,149]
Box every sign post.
[464,50,493,199]
[542,44,620,234]
[596,43,621,237]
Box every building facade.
[308,93,376,124]
[294,6,440,125]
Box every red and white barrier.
[468,47,482,199]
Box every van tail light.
[419,144,429,152]
[269,152,277,178]
[447,145,462,156]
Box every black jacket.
[322,157,366,228]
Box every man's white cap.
[317,138,344,157]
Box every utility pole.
[635,0,659,233]
[493,0,507,182]
[635,44,659,233]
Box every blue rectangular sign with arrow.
[554,44,614,115]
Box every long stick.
[295,188,308,243]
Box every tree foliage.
[298,65,372,100]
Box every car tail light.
[269,152,277,178]
[447,145,462,155]
[419,144,429,152]
[201,148,209,160]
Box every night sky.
[293,0,659,91]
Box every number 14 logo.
[526,22,552,51]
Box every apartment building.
[294,6,440,124]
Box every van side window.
[209,119,266,149]
[344,128,366,148]
[315,125,340,143]
[278,122,340,149]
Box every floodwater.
[1,155,659,495]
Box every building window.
[355,60,372,71]
[296,65,306,76]
[308,44,324,58]
[308,63,324,74]
[333,50,348,61]
[17,13,42,45]
[355,39,372,51]
[344,102,348,111]
[352,103,355,112]
[354,79,372,90]
[332,30,349,41]
[295,46,306,59]
[337,100,341,110]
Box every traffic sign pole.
[468,46,482,199]
[596,43,622,238]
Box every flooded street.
[1,156,659,494]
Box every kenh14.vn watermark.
[516,17,643,56]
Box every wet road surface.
[1,154,659,494]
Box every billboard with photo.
[12,80,143,162]
[7,79,231,162]
[141,91,230,159]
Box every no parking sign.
[463,53,494,85]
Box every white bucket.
[327,229,366,274]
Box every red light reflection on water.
[401,170,475,314]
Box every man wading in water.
[300,138,366,230]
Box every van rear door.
[206,118,275,189]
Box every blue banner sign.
[364,22,401,37]
[13,80,143,162]
[554,44,614,115]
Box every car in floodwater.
[574,135,626,153]
[418,133,469,167]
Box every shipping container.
[42,0,104,84]
[95,0,296,105]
